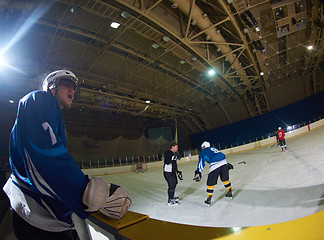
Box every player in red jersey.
[276,127,288,151]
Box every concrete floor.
[101,126,324,228]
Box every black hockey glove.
[175,153,182,161]
[177,170,183,180]
[193,170,201,182]
[227,162,234,170]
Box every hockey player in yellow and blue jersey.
[193,141,233,206]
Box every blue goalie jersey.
[3,90,89,232]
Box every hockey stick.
[227,161,245,170]
[268,142,277,148]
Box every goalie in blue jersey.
[3,70,131,239]
[193,141,233,206]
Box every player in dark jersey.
[163,143,182,206]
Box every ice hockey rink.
[99,125,324,228]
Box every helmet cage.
[48,77,77,91]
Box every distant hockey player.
[136,161,145,173]
[277,127,288,151]
[163,143,183,206]
[193,141,233,206]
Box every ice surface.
[101,127,324,227]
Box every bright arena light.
[110,22,120,29]
[0,2,52,73]
[232,227,243,233]
[287,126,292,131]
[208,69,216,76]
[0,52,24,73]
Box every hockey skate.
[225,189,232,199]
[172,196,180,203]
[204,196,212,207]
[168,199,179,206]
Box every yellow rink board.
[91,211,149,230]
[91,210,324,240]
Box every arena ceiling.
[0,0,323,145]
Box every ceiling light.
[9,100,14,103]
[260,72,264,76]
[255,27,260,32]
[151,43,159,49]
[162,36,171,42]
[121,11,130,19]
[180,60,186,64]
[307,45,313,50]
[70,7,79,13]
[208,69,216,76]
[145,100,151,103]
[191,57,197,61]
[110,22,120,29]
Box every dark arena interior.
[0,0,324,239]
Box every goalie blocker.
[82,177,132,219]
